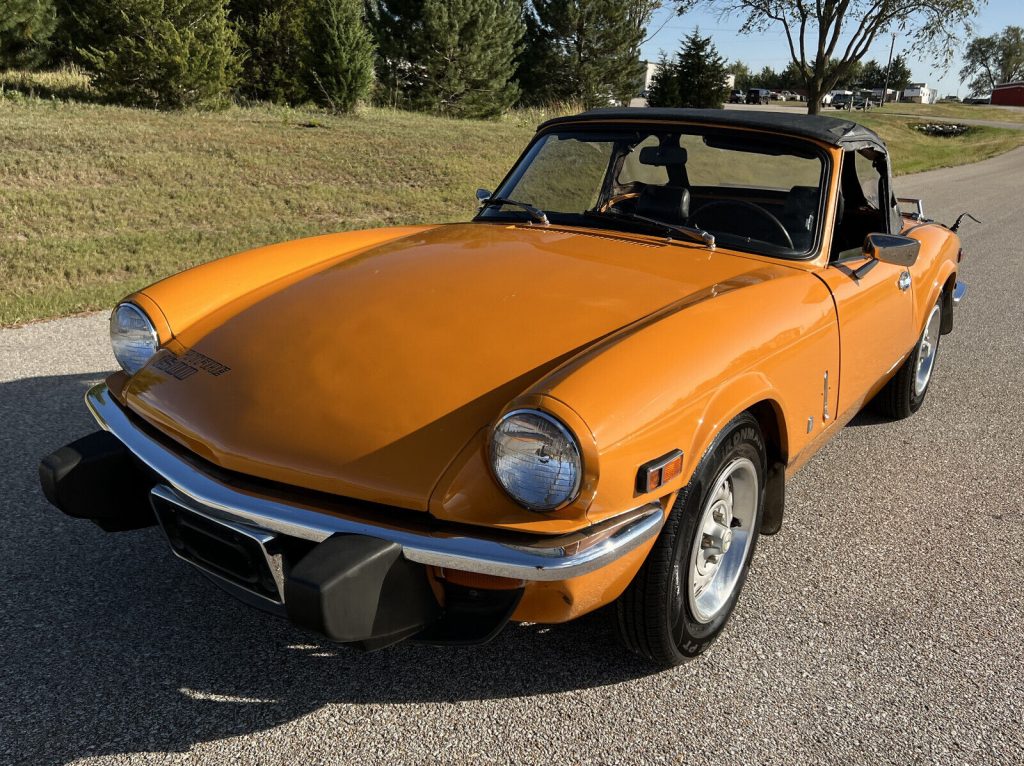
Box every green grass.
[1,77,1022,326]
[0,97,552,325]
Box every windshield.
[478,126,828,258]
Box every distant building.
[903,83,936,104]
[642,60,659,92]
[629,61,662,106]
[992,82,1024,106]
[869,88,899,103]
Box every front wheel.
[873,297,943,419]
[616,412,766,667]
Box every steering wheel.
[599,191,640,212]
[692,200,794,249]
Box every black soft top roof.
[538,107,886,151]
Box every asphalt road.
[725,101,1024,130]
[2,149,1022,765]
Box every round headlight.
[110,303,159,374]
[490,409,582,511]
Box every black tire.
[615,412,766,667]
[873,296,943,420]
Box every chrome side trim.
[953,282,967,306]
[85,384,664,582]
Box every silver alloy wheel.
[914,303,942,397]
[687,457,759,624]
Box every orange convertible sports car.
[41,109,966,666]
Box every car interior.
[603,133,825,255]
[483,127,897,262]
[601,136,894,260]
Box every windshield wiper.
[584,209,715,248]
[479,196,549,225]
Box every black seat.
[783,185,820,234]
[634,184,691,225]
[782,185,820,250]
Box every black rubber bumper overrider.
[39,430,156,532]
[285,534,442,650]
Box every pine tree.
[367,0,523,118]
[516,0,649,108]
[516,4,562,106]
[675,30,728,109]
[0,0,57,68]
[646,52,681,107]
[231,0,313,105]
[364,0,419,108]
[305,0,374,112]
[80,0,241,109]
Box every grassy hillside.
[1,99,540,325]
[2,86,1022,325]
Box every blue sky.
[640,0,1021,97]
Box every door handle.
[897,271,911,292]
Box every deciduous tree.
[678,0,984,113]
[727,59,752,90]
[960,26,1024,96]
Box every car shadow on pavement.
[0,373,658,765]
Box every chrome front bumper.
[85,384,664,582]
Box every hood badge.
[154,349,231,381]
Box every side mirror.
[475,188,492,208]
[864,232,920,267]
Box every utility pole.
[881,32,896,107]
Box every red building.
[992,82,1024,106]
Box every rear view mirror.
[864,233,920,267]
[476,188,492,207]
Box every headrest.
[638,145,688,166]
[635,184,691,224]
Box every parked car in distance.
[728,90,745,104]
[778,90,799,101]
[746,88,772,104]
[832,92,874,110]
[41,108,967,668]
[831,93,853,109]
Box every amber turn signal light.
[637,449,684,494]
[437,568,525,591]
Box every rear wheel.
[616,413,766,667]
[874,297,943,419]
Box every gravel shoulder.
[1,150,1022,765]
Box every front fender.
[530,266,839,526]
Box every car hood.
[124,223,768,510]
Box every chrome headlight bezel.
[489,408,584,512]
[110,302,159,375]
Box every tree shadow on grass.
[0,372,656,765]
